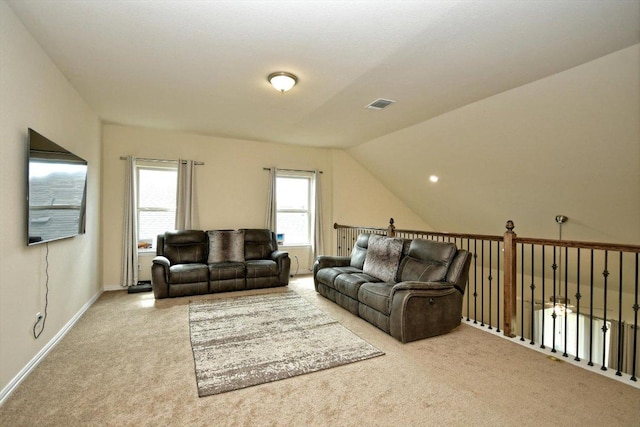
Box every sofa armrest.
[151,256,171,299]
[270,250,289,260]
[313,256,352,290]
[393,281,454,292]
[389,281,455,311]
[313,255,351,275]
[389,282,462,343]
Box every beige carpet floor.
[1,276,639,426]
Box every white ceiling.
[7,0,640,149]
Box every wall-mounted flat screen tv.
[27,128,88,246]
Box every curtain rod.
[263,167,323,174]
[119,156,204,165]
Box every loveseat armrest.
[270,250,291,286]
[153,255,171,268]
[270,250,289,260]
[151,256,171,299]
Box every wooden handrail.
[334,222,640,252]
[333,222,503,242]
[515,236,640,253]
[333,222,377,230]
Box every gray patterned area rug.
[189,292,384,397]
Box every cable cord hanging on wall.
[33,242,49,339]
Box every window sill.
[138,249,157,256]
[279,244,312,249]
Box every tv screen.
[27,128,88,246]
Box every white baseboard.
[103,284,126,292]
[0,289,103,406]
[464,319,640,390]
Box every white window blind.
[136,165,177,250]
[276,172,313,246]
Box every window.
[137,165,177,250]
[276,172,313,246]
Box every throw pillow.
[362,235,403,283]
[207,230,245,263]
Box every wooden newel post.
[503,220,517,338]
[387,218,396,237]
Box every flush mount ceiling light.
[429,175,439,183]
[268,71,298,93]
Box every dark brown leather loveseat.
[152,228,290,299]
[313,233,471,343]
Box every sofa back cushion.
[398,239,457,282]
[362,235,404,283]
[163,230,208,264]
[243,229,276,260]
[446,250,472,294]
[350,233,371,269]
[207,230,245,263]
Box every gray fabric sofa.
[152,228,290,299]
[313,233,471,343]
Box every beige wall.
[330,149,432,251]
[102,125,427,287]
[350,45,640,245]
[331,149,432,230]
[0,0,102,398]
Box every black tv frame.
[26,128,88,246]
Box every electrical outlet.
[35,312,43,323]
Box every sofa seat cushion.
[246,259,278,277]
[168,263,209,284]
[315,266,363,288]
[209,262,245,281]
[334,273,380,299]
[358,282,394,315]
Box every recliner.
[152,229,290,299]
[314,233,471,343]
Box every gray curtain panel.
[121,155,138,287]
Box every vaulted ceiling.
[7,0,640,244]
[7,1,640,148]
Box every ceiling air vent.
[365,98,395,110]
